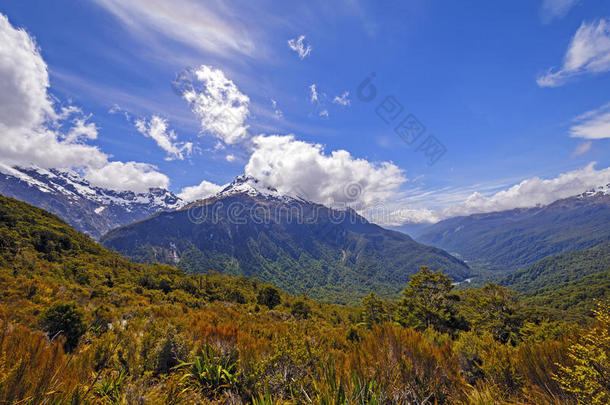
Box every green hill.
[500,243,610,314]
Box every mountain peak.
[579,183,610,198]
[217,174,283,199]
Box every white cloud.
[178,179,223,202]
[390,163,610,225]
[309,84,319,103]
[0,13,169,193]
[540,0,580,24]
[570,102,610,139]
[271,99,283,119]
[91,0,256,58]
[135,115,193,160]
[319,109,329,118]
[226,154,236,162]
[538,19,610,87]
[245,134,406,210]
[572,141,592,156]
[84,161,169,193]
[180,65,250,145]
[65,117,99,143]
[332,91,351,106]
[287,35,312,59]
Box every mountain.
[0,165,184,239]
[499,243,610,314]
[101,175,471,303]
[416,185,610,272]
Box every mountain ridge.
[102,175,471,303]
[0,165,184,238]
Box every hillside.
[101,176,470,303]
[417,187,610,272]
[1,192,609,404]
[0,165,183,238]
[501,243,610,313]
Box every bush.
[291,300,311,319]
[39,302,87,351]
[257,286,281,309]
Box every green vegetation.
[101,194,470,304]
[501,243,610,314]
[1,194,610,404]
[417,195,610,271]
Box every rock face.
[416,185,610,271]
[0,165,184,239]
[101,175,471,304]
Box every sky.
[1,0,610,225]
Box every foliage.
[257,285,282,309]
[39,302,87,351]
[0,193,608,404]
[554,301,610,404]
[396,267,467,335]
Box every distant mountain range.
[416,185,610,272]
[0,165,183,239]
[101,175,471,303]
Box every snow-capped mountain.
[579,183,610,198]
[0,165,184,238]
[102,173,471,303]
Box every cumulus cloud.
[178,179,223,202]
[245,134,406,210]
[179,65,250,145]
[0,13,169,193]
[135,115,193,160]
[538,19,610,87]
[287,35,312,59]
[84,161,169,193]
[226,154,236,162]
[65,117,99,143]
[389,163,610,225]
[332,91,351,106]
[570,102,610,139]
[540,0,580,24]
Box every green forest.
[1,194,609,404]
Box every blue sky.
[1,0,610,224]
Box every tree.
[396,266,466,334]
[257,285,281,309]
[40,302,87,351]
[461,283,523,344]
[361,292,387,328]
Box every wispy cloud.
[570,102,610,139]
[91,0,258,58]
[538,19,610,87]
[287,35,312,59]
[571,141,592,157]
[540,0,580,24]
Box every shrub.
[39,302,87,351]
[291,300,311,319]
[257,286,281,309]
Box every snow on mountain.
[579,183,610,198]
[0,165,184,238]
